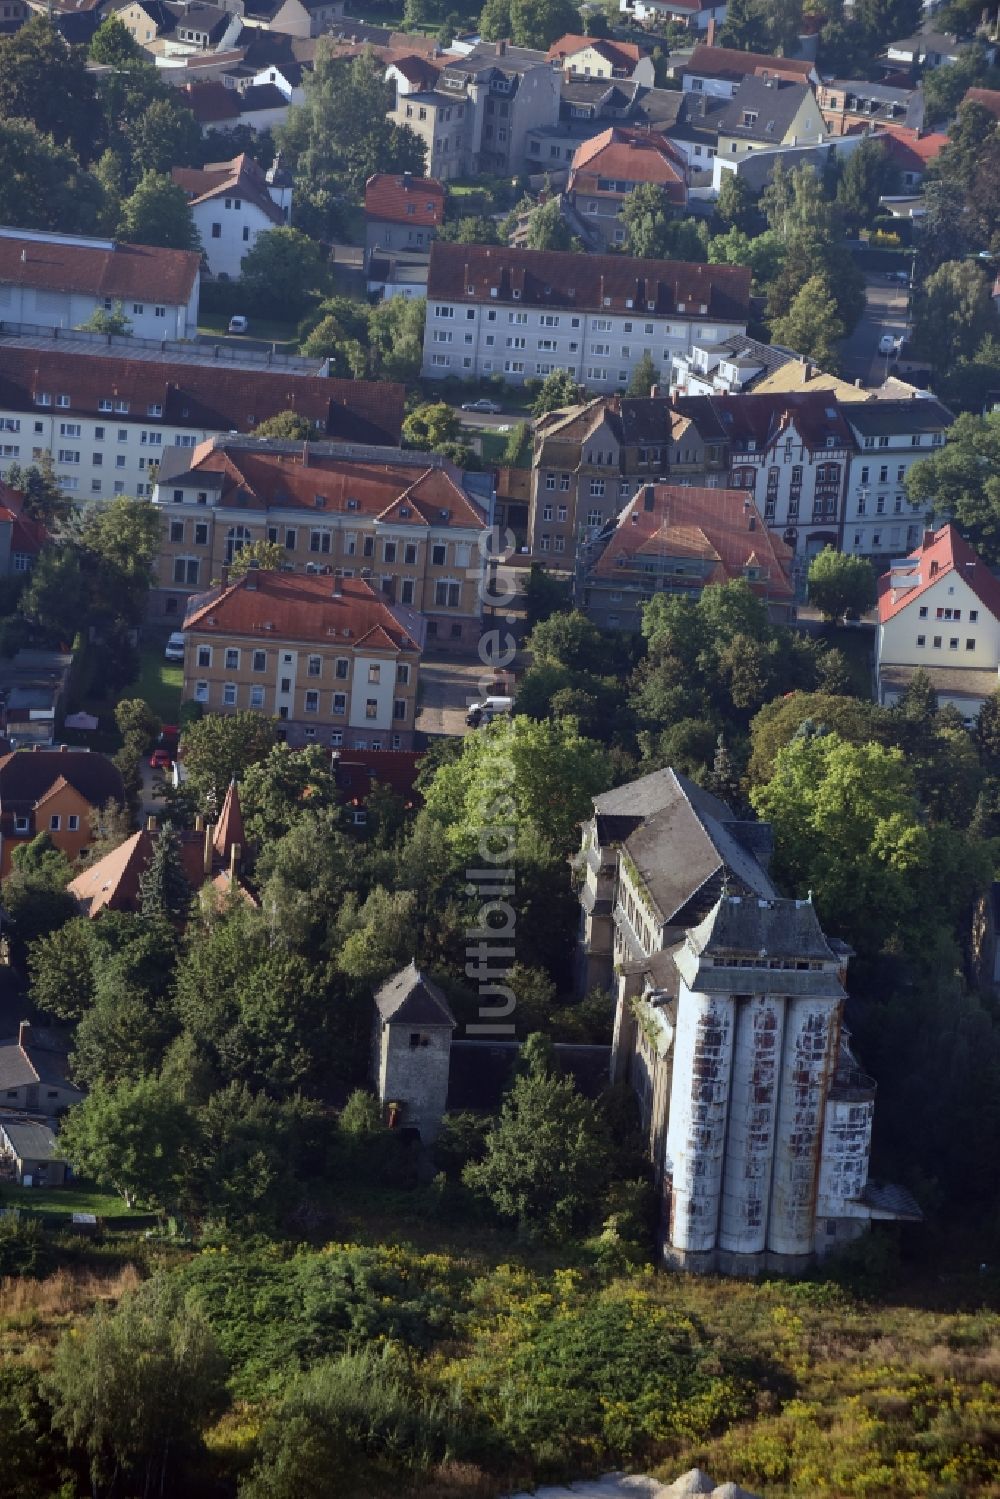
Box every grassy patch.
[197,313,299,348]
[1,1181,138,1218]
[132,644,183,724]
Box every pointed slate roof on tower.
[375,961,456,1027]
[213,778,245,860]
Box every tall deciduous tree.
[118,169,199,249]
[0,17,103,162]
[239,227,326,316]
[769,272,845,371]
[0,119,104,234]
[510,0,581,47]
[179,713,276,811]
[806,546,877,621]
[124,95,201,177]
[57,1075,194,1208]
[906,411,1000,563]
[524,197,573,251]
[915,260,1000,372]
[531,368,583,415]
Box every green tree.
[180,712,276,810]
[478,0,512,38]
[252,410,320,440]
[510,0,580,46]
[531,367,583,415]
[463,1041,613,1239]
[226,538,286,578]
[125,95,201,177]
[524,196,573,251]
[278,48,426,230]
[769,272,845,371]
[922,45,1000,129]
[77,299,132,336]
[906,411,1000,563]
[0,16,102,162]
[58,1075,194,1208]
[423,714,611,856]
[28,917,97,1022]
[806,545,877,621]
[4,455,72,528]
[115,697,160,754]
[835,137,899,233]
[402,401,461,451]
[915,260,999,372]
[2,833,76,956]
[626,350,659,397]
[239,226,326,316]
[527,609,609,672]
[366,295,426,381]
[335,886,418,986]
[240,743,340,844]
[0,118,104,235]
[89,13,143,65]
[713,171,759,235]
[436,212,501,244]
[47,1277,226,1496]
[139,824,191,924]
[118,169,199,250]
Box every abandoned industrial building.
[577,767,920,1274]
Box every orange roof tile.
[874,123,948,170]
[547,33,642,71]
[0,233,199,306]
[364,172,445,228]
[685,43,814,83]
[569,126,687,204]
[877,523,1000,624]
[212,779,245,858]
[962,86,1000,119]
[183,572,422,651]
[591,483,793,604]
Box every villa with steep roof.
[876,524,1000,720]
[172,154,292,279]
[577,767,920,1273]
[566,127,688,250]
[152,434,493,648]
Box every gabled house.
[714,75,827,158]
[679,43,817,100]
[363,172,445,261]
[267,0,345,37]
[580,481,794,630]
[566,126,688,249]
[817,77,923,136]
[171,154,291,279]
[0,747,124,878]
[546,33,655,86]
[113,0,242,54]
[876,524,1000,719]
[873,123,948,189]
[620,0,728,28]
[0,484,47,578]
[69,788,249,916]
[0,1022,81,1114]
[0,1116,68,1187]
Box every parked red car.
[149,748,172,770]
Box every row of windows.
[861,433,942,449]
[193,680,410,718]
[918,606,978,622]
[192,645,411,684]
[915,636,977,651]
[431,305,714,338]
[12,813,80,834]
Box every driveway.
[839,273,911,385]
[416,654,494,738]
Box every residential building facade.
[841,398,952,560]
[0,331,403,503]
[546,34,655,86]
[566,126,688,250]
[876,524,1000,719]
[422,242,751,392]
[580,481,794,631]
[0,746,124,878]
[714,75,827,159]
[816,77,923,135]
[152,435,492,646]
[578,767,920,1272]
[680,43,817,99]
[181,570,423,748]
[363,171,445,260]
[172,153,292,279]
[0,1022,82,1116]
[0,227,200,340]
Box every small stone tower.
[373,962,456,1143]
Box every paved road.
[416,655,489,738]
[840,273,911,385]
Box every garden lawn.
[132,644,183,724]
[197,314,299,348]
[2,1181,139,1218]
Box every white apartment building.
[0,228,200,340]
[0,331,403,502]
[422,242,751,393]
[171,155,292,280]
[841,398,952,560]
[876,523,1000,719]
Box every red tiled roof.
[172,153,285,226]
[684,43,814,82]
[674,389,856,452]
[547,33,643,71]
[0,232,200,306]
[592,483,794,602]
[962,86,1000,118]
[68,814,245,917]
[334,748,422,807]
[877,523,1000,624]
[0,748,124,841]
[174,441,486,527]
[385,51,442,86]
[0,482,47,557]
[178,81,241,123]
[569,127,687,205]
[0,345,404,447]
[426,242,750,321]
[212,779,245,858]
[183,572,423,650]
[874,123,948,170]
[364,172,445,228]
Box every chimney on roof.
[496,38,506,55]
[204,821,214,876]
[147,815,158,832]
[403,170,412,185]
[18,1020,30,1052]
[706,15,717,45]
[643,484,655,512]
[195,814,205,832]
[923,528,935,548]
[246,560,259,589]
[302,441,309,467]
